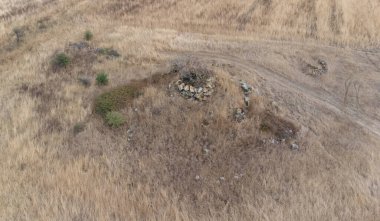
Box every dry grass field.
[1,0,380,220]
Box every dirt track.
[168,50,380,137]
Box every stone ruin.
[305,59,328,77]
[172,61,216,101]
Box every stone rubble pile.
[175,77,216,101]
[240,80,252,107]
[307,59,328,77]
[233,80,254,122]
[234,108,245,122]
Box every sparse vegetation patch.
[106,111,126,128]
[95,84,142,116]
[96,47,120,58]
[260,111,298,141]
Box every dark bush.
[96,72,109,85]
[84,30,93,41]
[54,53,70,68]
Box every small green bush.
[84,30,93,41]
[73,122,86,135]
[106,111,125,128]
[55,53,70,68]
[96,72,109,85]
[94,85,142,116]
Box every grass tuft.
[54,53,70,68]
[84,30,93,41]
[96,72,109,86]
[73,122,86,135]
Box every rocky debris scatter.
[232,81,254,122]
[175,77,216,101]
[127,128,134,141]
[240,81,252,95]
[240,80,253,107]
[232,80,254,122]
[270,138,279,145]
[305,59,328,77]
[234,108,246,122]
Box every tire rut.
[237,0,272,30]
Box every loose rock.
[290,143,299,151]
[203,148,210,154]
[174,76,216,100]
[184,85,190,91]
[244,96,250,106]
[178,83,184,91]
[240,81,252,94]
[234,108,245,122]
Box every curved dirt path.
[171,50,380,137]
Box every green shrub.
[96,72,109,85]
[94,85,142,116]
[84,30,93,41]
[106,111,125,128]
[54,53,70,68]
[73,122,86,135]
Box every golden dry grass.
[98,0,380,47]
[1,0,380,220]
